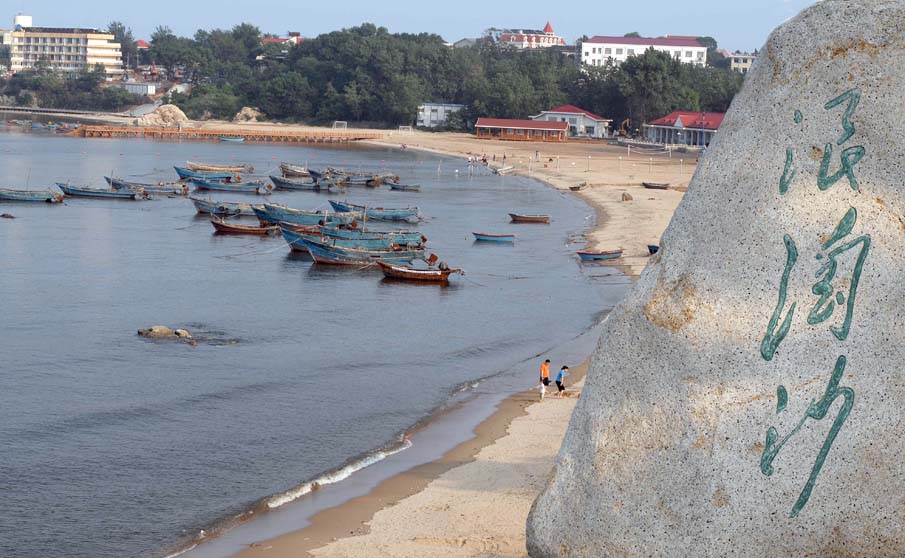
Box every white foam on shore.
[265,437,414,509]
[162,543,196,558]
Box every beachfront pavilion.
[474,118,569,142]
[643,111,725,147]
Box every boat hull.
[174,166,237,181]
[377,261,460,283]
[254,203,355,226]
[303,238,424,266]
[0,188,64,203]
[508,213,550,224]
[190,196,257,216]
[642,182,669,190]
[105,177,188,195]
[211,219,277,235]
[191,178,269,194]
[57,183,145,199]
[473,232,515,242]
[329,200,420,221]
[577,250,624,261]
[270,175,320,191]
[187,161,250,173]
[218,136,246,142]
[321,227,424,247]
[280,163,311,178]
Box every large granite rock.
[527,1,905,556]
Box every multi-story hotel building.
[729,51,757,73]
[581,35,707,68]
[0,15,124,77]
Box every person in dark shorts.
[555,365,570,398]
[537,359,551,399]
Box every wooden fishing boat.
[386,180,421,192]
[174,166,238,182]
[569,185,584,192]
[278,224,322,252]
[473,232,515,242]
[325,167,399,187]
[187,161,252,173]
[254,203,355,226]
[218,136,246,142]
[191,178,271,194]
[0,187,64,203]
[508,213,550,224]
[648,245,660,255]
[190,196,258,216]
[303,237,425,266]
[279,224,407,252]
[105,176,188,195]
[577,249,624,261]
[210,218,277,235]
[57,183,148,200]
[280,162,311,178]
[329,200,420,221]
[642,182,670,190]
[377,261,462,283]
[321,226,425,247]
[270,174,321,191]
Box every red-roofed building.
[135,39,150,50]
[261,34,303,46]
[499,22,565,49]
[475,118,568,142]
[581,35,706,67]
[643,111,725,147]
[530,104,613,138]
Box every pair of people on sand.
[537,359,569,399]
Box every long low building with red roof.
[643,111,725,147]
[530,104,613,138]
[475,118,569,142]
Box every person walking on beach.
[537,359,551,400]
[555,365,570,398]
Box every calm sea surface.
[0,129,623,558]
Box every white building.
[120,82,157,96]
[416,102,465,128]
[499,22,566,49]
[581,35,707,67]
[530,104,612,138]
[0,15,124,77]
[730,51,757,73]
[643,111,724,147]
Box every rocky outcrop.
[137,326,192,339]
[528,1,905,556]
[133,104,189,127]
[233,106,264,123]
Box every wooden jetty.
[70,126,383,144]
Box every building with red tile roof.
[581,35,707,68]
[499,22,565,49]
[135,39,150,50]
[475,118,568,142]
[530,104,613,138]
[643,111,725,147]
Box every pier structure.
[70,126,383,143]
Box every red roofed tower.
[544,21,554,34]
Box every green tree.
[107,21,137,69]
[616,49,699,126]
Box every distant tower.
[544,21,554,35]
[13,14,33,29]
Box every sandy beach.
[204,129,691,558]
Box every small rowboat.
[210,218,277,235]
[280,162,311,178]
[190,196,257,216]
[509,213,550,224]
[191,178,271,194]
[270,174,320,191]
[329,200,420,221]
[0,187,64,203]
[569,185,584,192]
[254,203,355,226]
[377,261,462,283]
[642,182,670,190]
[218,136,246,142]
[105,176,188,195]
[577,249,624,261]
[187,161,252,173]
[303,237,425,266]
[386,181,421,192]
[648,245,660,255]
[174,166,238,182]
[473,232,515,242]
[56,183,148,200]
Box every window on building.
[685,51,692,57]
[627,49,635,55]
[604,47,611,54]
[616,48,623,55]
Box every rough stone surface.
[528,1,905,556]
[137,325,176,338]
[133,104,189,127]
[233,106,263,123]
[621,192,633,202]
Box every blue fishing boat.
[105,176,188,195]
[472,232,515,242]
[218,136,246,142]
[190,196,258,216]
[329,200,420,221]
[321,226,424,247]
[577,249,624,261]
[190,178,271,194]
[280,224,404,252]
[280,162,311,178]
[174,166,238,181]
[302,237,425,266]
[56,183,148,200]
[388,182,421,192]
[270,175,321,191]
[254,203,355,226]
[0,187,64,203]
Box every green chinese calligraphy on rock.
[761,235,799,361]
[824,89,861,145]
[818,143,866,191]
[777,385,789,413]
[807,207,871,341]
[760,355,854,518]
[780,148,796,195]
[794,110,803,124]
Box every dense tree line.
[0,64,145,111]
[155,23,744,129]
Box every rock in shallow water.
[528,1,905,556]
